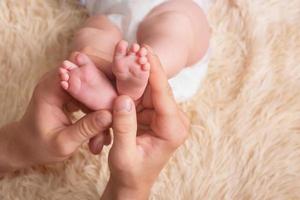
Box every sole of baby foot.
[112,40,150,100]
[58,53,117,110]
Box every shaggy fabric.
[1,0,300,199]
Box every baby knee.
[137,11,193,48]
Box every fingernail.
[115,97,132,112]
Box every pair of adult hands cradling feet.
[0,46,189,198]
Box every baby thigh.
[137,0,210,77]
[71,15,122,78]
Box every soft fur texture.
[1,0,300,199]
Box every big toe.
[115,40,129,58]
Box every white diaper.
[80,0,212,102]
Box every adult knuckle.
[78,112,112,139]
[78,119,94,139]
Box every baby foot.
[59,53,117,110]
[112,40,150,100]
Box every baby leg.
[137,0,210,78]
[59,53,117,110]
[71,15,122,78]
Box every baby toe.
[61,81,69,90]
[63,60,77,70]
[115,40,128,57]
[138,47,148,57]
[138,56,148,65]
[60,72,69,81]
[59,67,68,74]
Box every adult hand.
[0,69,112,175]
[101,47,190,200]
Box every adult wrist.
[0,121,28,175]
[101,178,151,200]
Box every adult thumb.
[58,110,112,152]
[112,96,137,153]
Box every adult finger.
[57,110,112,153]
[144,45,178,116]
[112,96,137,154]
[88,130,111,154]
[104,130,112,145]
[89,133,105,154]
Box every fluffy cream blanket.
[1,0,300,199]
